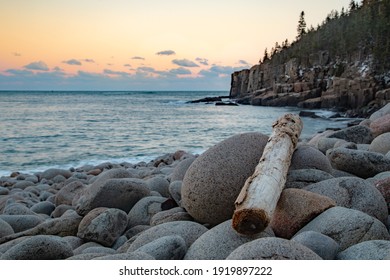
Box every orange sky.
[0,0,356,90]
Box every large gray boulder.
[294,207,390,251]
[184,219,274,260]
[286,169,334,189]
[327,125,374,144]
[304,177,388,224]
[226,237,322,260]
[337,240,390,260]
[181,132,269,226]
[327,148,390,178]
[289,144,333,173]
[0,235,73,260]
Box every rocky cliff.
[230,51,390,117]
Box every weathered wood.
[232,113,303,235]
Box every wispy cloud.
[132,56,145,60]
[195,57,209,66]
[13,52,21,57]
[172,59,199,68]
[124,64,132,67]
[24,61,49,71]
[156,50,176,56]
[63,59,82,66]
[84,59,95,63]
[103,69,130,76]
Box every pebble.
[286,169,334,189]
[370,113,390,137]
[337,240,390,260]
[292,231,340,260]
[369,132,390,154]
[127,196,168,228]
[132,235,187,260]
[0,218,14,238]
[327,125,374,144]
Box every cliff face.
[230,52,389,116]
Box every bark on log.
[232,113,303,235]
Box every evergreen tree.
[296,11,307,40]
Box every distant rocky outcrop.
[230,52,389,117]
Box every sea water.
[0,91,349,176]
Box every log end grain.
[232,208,270,235]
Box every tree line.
[260,0,390,74]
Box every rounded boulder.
[181,132,269,226]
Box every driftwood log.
[232,113,303,235]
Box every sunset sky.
[1,0,355,91]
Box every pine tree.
[296,11,307,40]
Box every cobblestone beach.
[1,104,390,260]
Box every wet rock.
[77,207,128,247]
[182,132,268,226]
[226,237,322,260]
[0,235,73,260]
[327,148,390,178]
[304,177,388,223]
[184,219,273,260]
[270,188,336,239]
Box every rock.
[327,125,374,144]
[370,103,390,121]
[0,215,44,233]
[66,253,107,260]
[77,207,128,247]
[0,187,9,195]
[75,178,151,216]
[3,203,37,216]
[317,137,342,154]
[270,189,336,239]
[133,235,187,260]
[82,246,116,255]
[12,180,35,190]
[145,176,170,197]
[304,177,388,223]
[337,240,390,260]
[289,144,333,173]
[184,219,273,260]
[73,241,103,255]
[127,221,208,252]
[40,168,72,181]
[182,132,269,226]
[370,114,390,137]
[226,237,322,260]
[0,235,73,260]
[62,236,84,250]
[286,169,334,189]
[55,180,86,206]
[51,204,75,218]
[0,219,14,238]
[30,201,56,216]
[93,251,155,260]
[127,196,167,228]
[292,231,340,260]
[372,177,390,209]
[294,207,390,251]
[369,132,390,154]
[169,157,196,182]
[150,207,193,226]
[124,225,151,239]
[327,148,390,178]
[169,181,182,206]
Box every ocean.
[0,91,350,176]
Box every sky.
[0,0,356,91]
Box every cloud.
[195,57,209,66]
[137,66,157,73]
[103,69,130,76]
[172,59,199,68]
[13,52,21,57]
[169,67,192,75]
[124,64,132,67]
[132,56,145,60]
[63,59,82,66]
[84,59,95,63]
[156,50,176,56]
[24,61,49,71]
